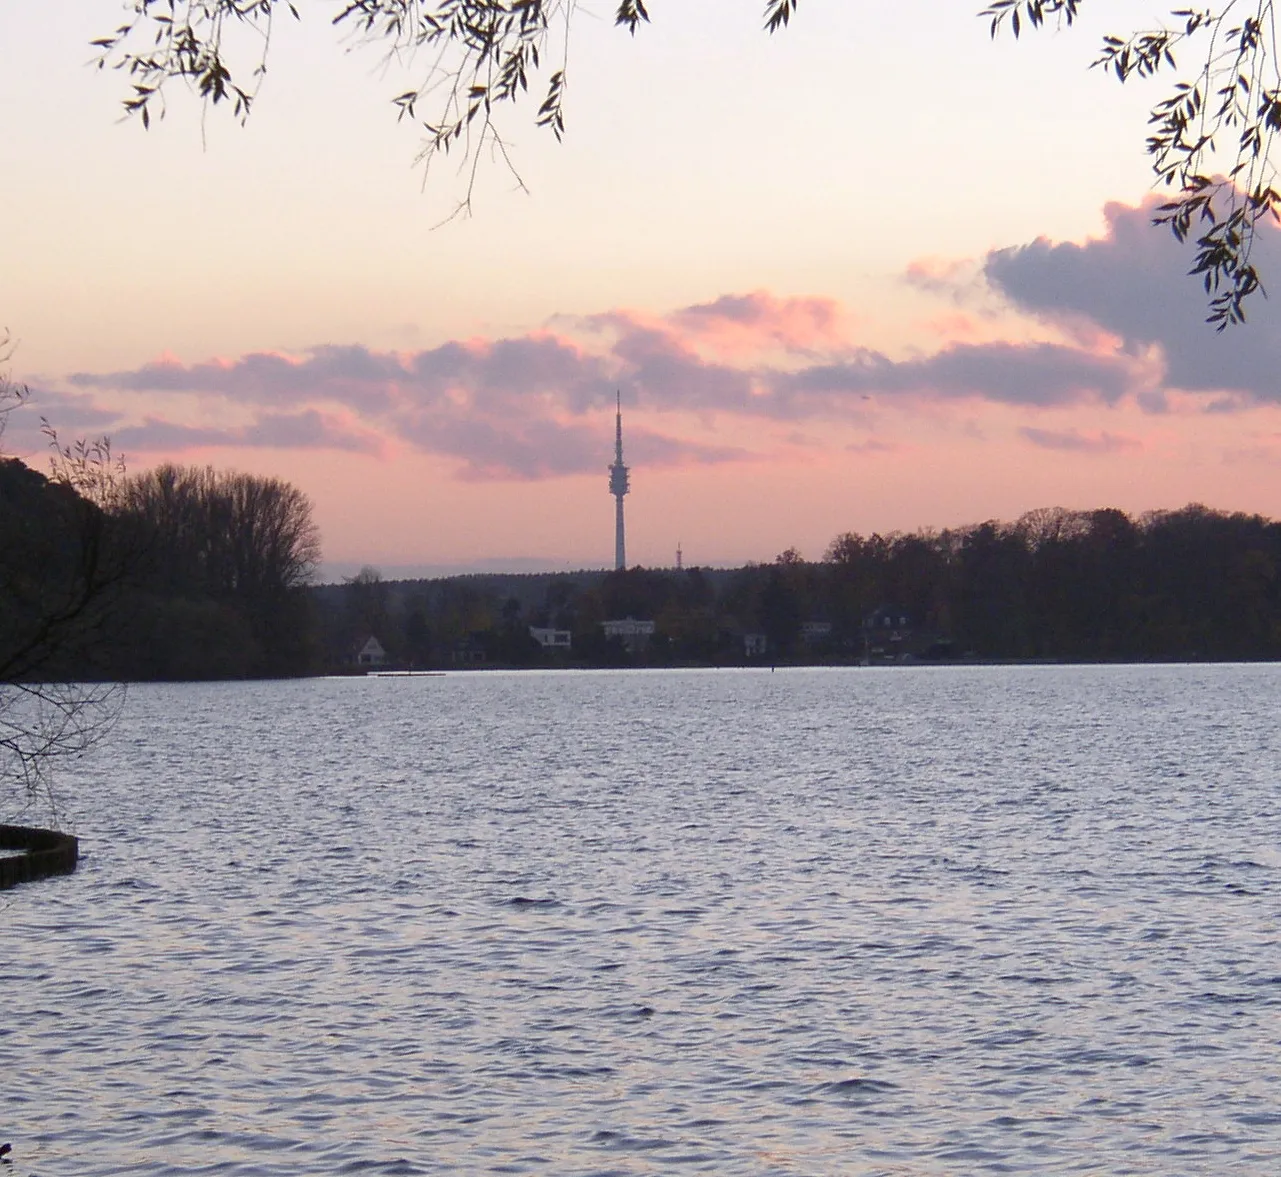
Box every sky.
[3,0,1280,577]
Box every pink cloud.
[669,291,851,358]
[46,273,1227,480]
[904,256,987,305]
[1019,427,1142,454]
[921,312,983,340]
[113,408,389,457]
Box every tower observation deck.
[608,392,630,571]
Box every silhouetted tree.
[344,565,390,655]
[118,464,321,677]
[600,567,672,621]
[402,598,433,667]
[953,522,1033,657]
[759,552,807,658]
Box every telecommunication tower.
[608,391,630,570]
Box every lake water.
[3,665,1280,1175]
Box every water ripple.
[4,665,1280,1174]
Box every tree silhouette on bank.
[113,464,322,679]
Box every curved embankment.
[0,824,79,890]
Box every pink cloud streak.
[40,200,1281,482]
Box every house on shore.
[529,626,572,651]
[601,617,656,654]
[863,607,913,661]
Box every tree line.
[319,504,1281,668]
[5,447,1280,684]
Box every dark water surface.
[4,665,1280,1175]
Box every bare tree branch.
[1,358,133,819]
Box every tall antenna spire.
[608,390,630,570]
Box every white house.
[601,617,656,653]
[529,626,572,650]
[356,636,387,667]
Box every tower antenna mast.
[608,390,630,570]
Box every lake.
[3,665,1280,1175]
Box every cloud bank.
[42,287,1162,478]
[22,221,1281,480]
[985,197,1281,402]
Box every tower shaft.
[607,392,630,571]
[615,494,626,571]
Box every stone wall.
[0,824,79,890]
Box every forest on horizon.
[5,453,1281,680]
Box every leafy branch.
[984,1,1281,327]
[96,1,654,219]
[94,2,1281,322]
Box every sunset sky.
[4,0,1280,577]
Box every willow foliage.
[94,1,1281,323]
